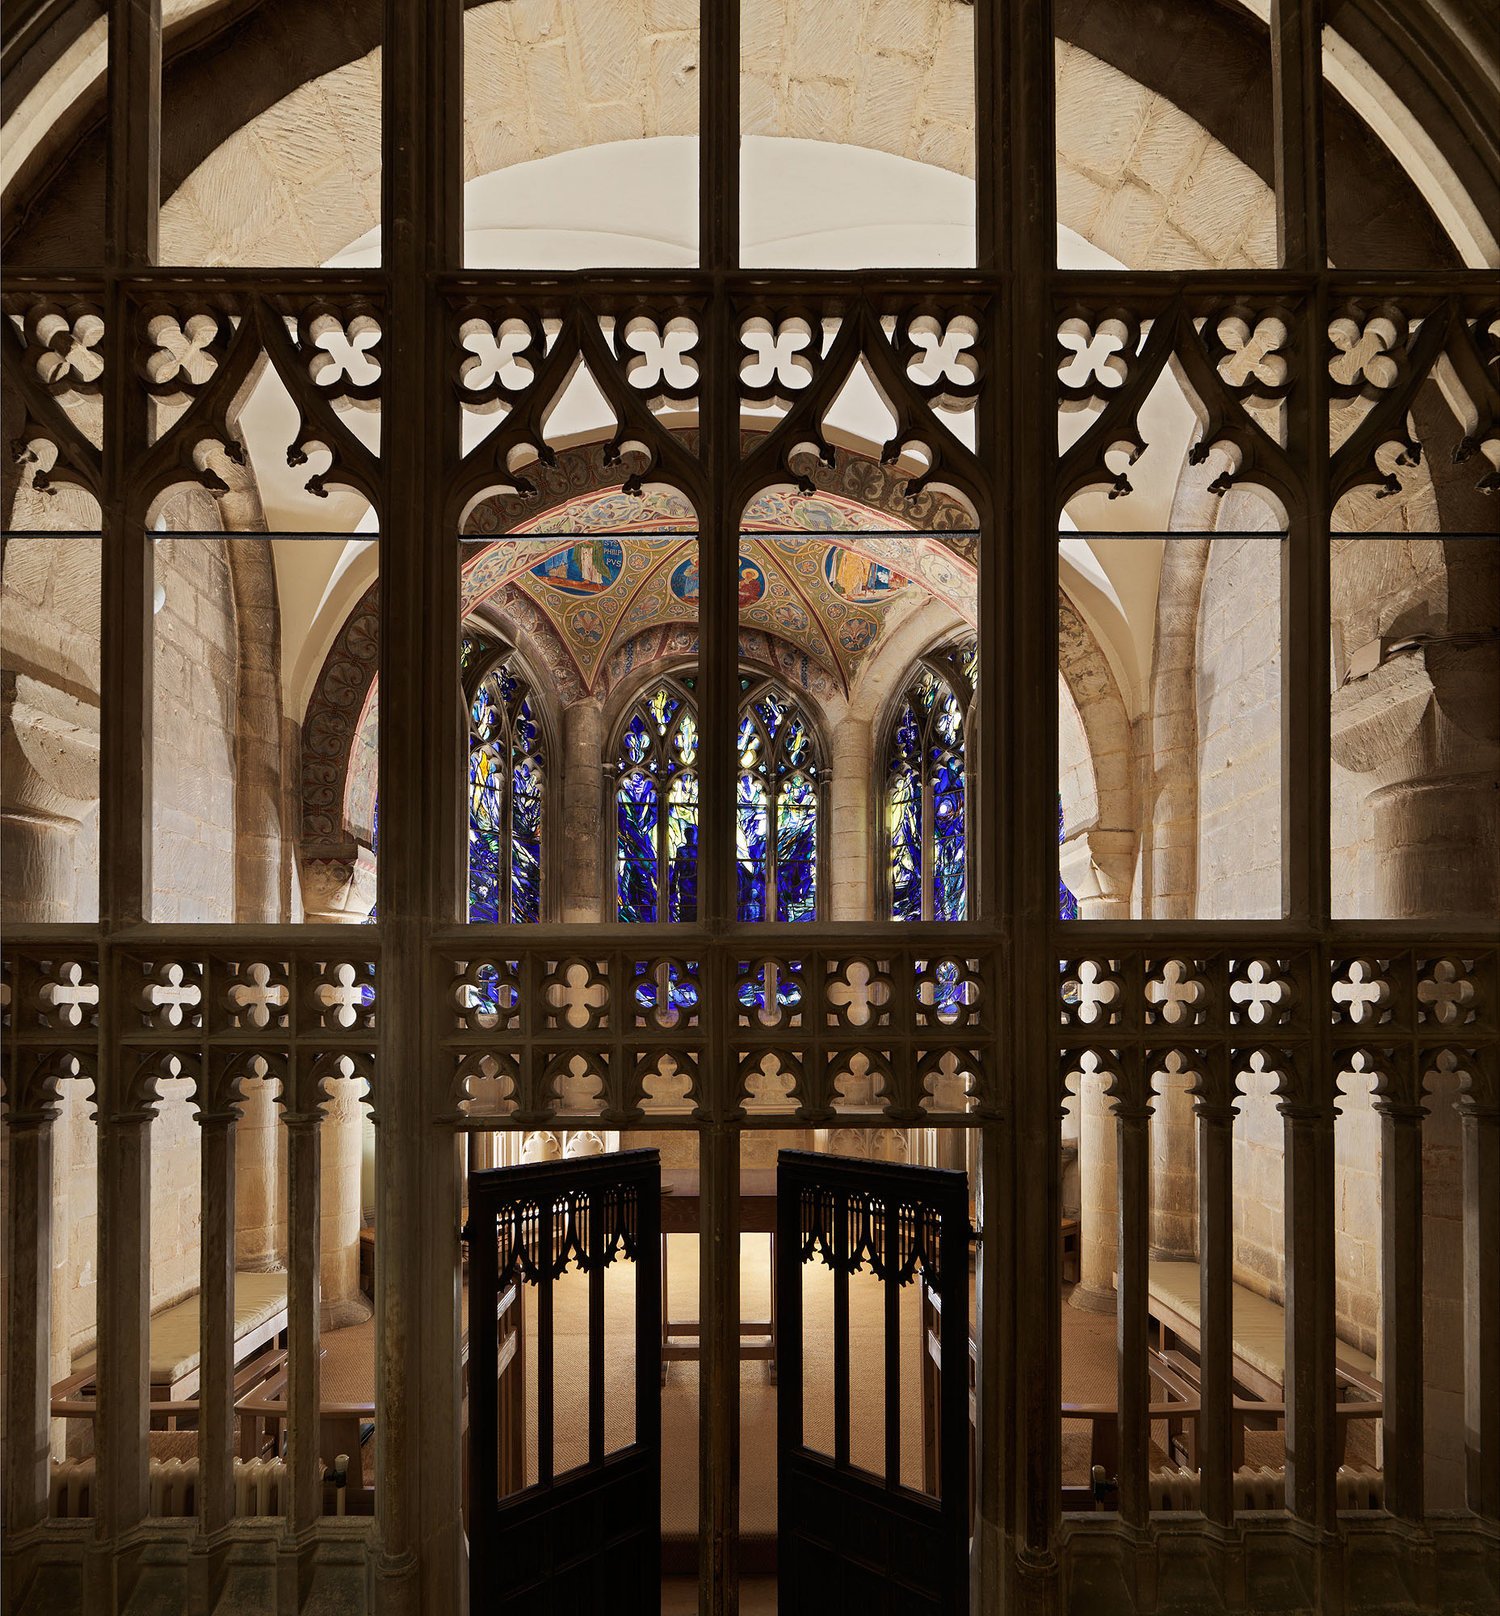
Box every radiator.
[50,1457,286,1519]
[1147,1464,1384,1512]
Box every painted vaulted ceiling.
[460,486,978,694]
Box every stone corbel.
[1059,826,1138,918]
[299,843,377,923]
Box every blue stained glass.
[666,773,699,922]
[889,766,922,921]
[933,762,966,921]
[515,697,538,755]
[887,651,972,923]
[754,690,788,737]
[466,657,547,923]
[934,690,963,749]
[775,775,817,922]
[647,686,681,735]
[1059,796,1079,921]
[511,760,542,924]
[471,682,498,737]
[736,774,769,922]
[781,715,811,771]
[737,715,760,769]
[623,714,652,765]
[616,773,659,923]
[674,711,699,766]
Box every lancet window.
[466,640,547,924]
[612,672,824,923]
[885,642,975,922]
[614,676,702,923]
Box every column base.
[1068,1282,1117,1315]
[321,1295,373,1330]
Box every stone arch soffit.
[845,598,970,730]
[1059,588,1135,839]
[4,0,1466,271]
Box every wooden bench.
[1141,1259,1381,1401]
[60,1272,288,1412]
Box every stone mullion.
[1278,1039,1340,1536]
[378,0,464,1606]
[1458,1065,1499,1519]
[281,1095,322,1547]
[195,1093,237,1537]
[996,0,1061,1593]
[93,1096,154,1546]
[1194,1052,1238,1533]
[1375,1057,1427,1523]
[1112,1064,1153,1533]
[93,0,161,1575]
[698,0,741,1602]
[2,1106,55,1533]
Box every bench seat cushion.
[73,1272,288,1386]
[1147,1259,1376,1387]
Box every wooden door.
[466,1149,661,1615]
[776,1150,970,1616]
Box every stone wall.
[149,1080,203,1313]
[1193,537,1281,919]
[1229,1072,1383,1363]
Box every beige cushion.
[73,1272,288,1386]
[1146,1259,1376,1387]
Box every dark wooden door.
[466,1149,661,1615]
[776,1150,970,1616]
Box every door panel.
[467,1149,661,1616]
[777,1150,970,1616]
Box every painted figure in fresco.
[738,556,766,608]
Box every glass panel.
[1060,535,1283,920]
[1054,25,1273,272]
[161,31,382,267]
[741,0,975,268]
[1331,537,1497,920]
[462,2,699,269]
[1,535,101,923]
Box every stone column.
[234,1075,282,1269]
[1071,1072,1118,1314]
[1151,1059,1198,1261]
[1330,542,1499,920]
[1457,1065,1499,1520]
[1064,865,1133,1315]
[4,1092,56,1531]
[1,674,100,923]
[828,716,872,921]
[320,1076,371,1328]
[560,697,604,923]
[227,541,289,924]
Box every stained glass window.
[886,643,974,922]
[1059,797,1080,921]
[613,672,822,923]
[614,675,700,923]
[467,644,547,924]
